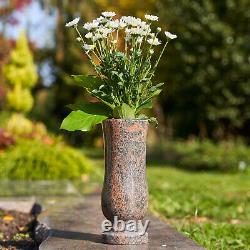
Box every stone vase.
[101,119,149,245]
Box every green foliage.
[3,31,38,113]
[62,71,162,131]
[0,111,11,128]
[6,113,33,136]
[157,0,250,138]
[147,167,250,250]
[113,103,136,119]
[0,140,94,180]
[149,139,250,172]
[60,110,107,131]
[67,100,112,116]
[7,84,34,113]
[62,13,175,131]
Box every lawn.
[147,166,250,250]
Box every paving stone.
[0,196,36,213]
[0,180,79,197]
[37,194,205,250]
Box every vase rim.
[104,118,148,122]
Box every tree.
[4,31,38,113]
[157,0,250,140]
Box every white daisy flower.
[150,32,157,38]
[157,27,162,32]
[119,21,127,28]
[65,17,80,27]
[140,21,147,27]
[102,11,116,17]
[125,34,131,42]
[165,31,177,39]
[107,20,119,29]
[92,34,102,41]
[125,28,131,34]
[85,32,93,39]
[147,38,161,45]
[121,16,142,26]
[83,21,99,31]
[83,44,95,51]
[145,14,159,21]
[99,27,112,35]
[94,16,107,25]
[136,36,143,43]
[130,27,147,36]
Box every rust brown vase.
[101,119,149,245]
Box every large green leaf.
[67,101,112,117]
[113,103,136,119]
[60,110,107,132]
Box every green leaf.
[137,114,148,119]
[150,89,162,98]
[72,75,115,108]
[136,100,153,113]
[72,75,103,91]
[138,83,164,110]
[113,103,136,119]
[149,83,165,92]
[67,100,112,117]
[60,110,107,131]
[147,83,164,99]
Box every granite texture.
[37,194,206,250]
[101,119,149,244]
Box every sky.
[0,0,58,86]
[0,0,57,49]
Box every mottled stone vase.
[101,119,149,245]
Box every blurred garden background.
[0,0,249,249]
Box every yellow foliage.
[6,113,33,136]
[3,31,37,113]
[7,84,33,113]
[4,31,38,88]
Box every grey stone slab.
[0,196,36,213]
[37,194,205,250]
[0,180,79,197]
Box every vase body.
[101,119,149,245]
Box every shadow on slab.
[50,229,102,243]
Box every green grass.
[147,166,250,250]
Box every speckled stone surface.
[102,119,149,244]
[103,230,148,245]
[37,194,205,250]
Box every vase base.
[102,231,148,245]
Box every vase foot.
[102,231,148,245]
